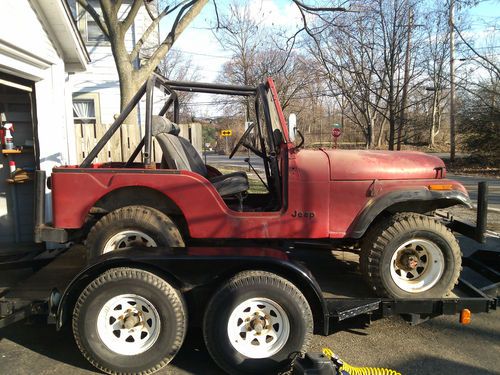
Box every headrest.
[152,115,180,136]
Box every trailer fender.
[348,189,472,239]
[55,247,329,335]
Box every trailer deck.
[1,243,497,331]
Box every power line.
[170,48,231,60]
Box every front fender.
[348,189,472,239]
[56,247,329,335]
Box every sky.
[167,0,499,83]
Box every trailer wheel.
[72,268,187,375]
[360,213,461,298]
[86,205,184,259]
[203,271,313,375]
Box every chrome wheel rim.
[390,239,445,293]
[96,294,161,356]
[103,230,157,253]
[227,297,290,359]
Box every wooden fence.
[74,122,163,164]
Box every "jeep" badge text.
[291,210,315,219]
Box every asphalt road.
[1,236,499,375]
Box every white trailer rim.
[103,230,157,253]
[96,294,161,356]
[227,297,290,359]
[390,238,445,293]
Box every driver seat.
[152,116,249,199]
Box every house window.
[73,99,96,123]
[80,0,108,44]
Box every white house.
[0,0,89,245]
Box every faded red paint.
[51,148,466,240]
[322,149,446,180]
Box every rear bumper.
[34,224,69,243]
[34,170,69,244]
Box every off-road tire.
[203,270,313,375]
[72,268,187,375]
[86,205,184,260]
[360,213,461,298]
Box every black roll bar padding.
[144,75,157,165]
[476,181,488,243]
[166,87,255,96]
[159,77,256,96]
[80,81,148,168]
[34,170,46,243]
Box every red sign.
[332,128,341,138]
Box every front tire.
[203,271,313,375]
[86,205,184,260]
[72,268,187,375]
[360,213,461,298]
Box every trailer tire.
[360,213,461,298]
[86,205,184,260]
[72,267,187,375]
[203,270,313,375]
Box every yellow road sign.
[221,129,232,137]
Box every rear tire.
[72,268,187,375]
[203,271,313,375]
[360,213,461,298]
[86,205,184,260]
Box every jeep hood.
[322,149,446,180]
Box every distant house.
[0,0,88,245]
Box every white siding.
[0,0,59,67]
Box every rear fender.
[348,189,472,239]
[56,247,329,335]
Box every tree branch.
[76,0,109,37]
[139,0,208,81]
[454,25,500,79]
[121,0,143,32]
[292,0,351,13]
[143,0,156,20]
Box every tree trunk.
[388,105,396,150]
[430,92,438,146]
[117,62,140,161]
[377,119,386,148]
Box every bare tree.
[307,0,419,149]
[422,5,450,146]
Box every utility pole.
[398,6,413,151]
[449,0,456,162]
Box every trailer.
[0,235,497,374]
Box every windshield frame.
[266,78,290,143]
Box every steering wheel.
[229,123,257,159]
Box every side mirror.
[288,113,296,142]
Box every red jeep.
[38,73,472,299]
